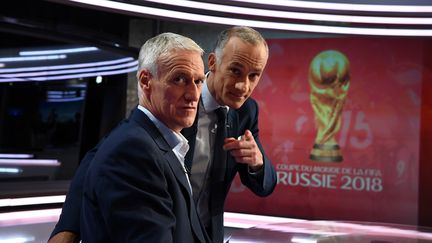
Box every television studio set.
[0,0,431,242]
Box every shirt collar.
[202,74,229,113]
[172,132,189,159]
[137,105,186,151]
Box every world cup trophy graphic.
[308,50,350,162]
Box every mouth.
[229,92,246,100]
[180,106,196,111]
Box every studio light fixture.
[62,0,432,36]
[0,154,34,159]
[0,57,134,73]
[0,168,22,174]
[143,0,432,25]
[0,60,137,78]
[0,56,138,83]
[229,0,432,13]
[0,54,66,63]
[19,47,98,56]
[0,66,137,82]
[0,159,60,166]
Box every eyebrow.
[229,62,244,68]
[229,61,263,73]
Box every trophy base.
[309,144,343,162]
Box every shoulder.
[90,121,162,174]
[100,120,152,153]
[239,98,258,111]
[236,98,259,118]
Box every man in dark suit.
[185,26,277,243]
[49,26,277,243]
[79,32,208,242]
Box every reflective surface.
[0,209,59,243]
[1,209,432,243]
[0,2,136,198]
[229,220,432,243]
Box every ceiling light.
[145,0,432,25]
[0,154,34,159]
[19,47,98,56]
[0,66,138,82]
[0,159,60,166]
[96,75,103,83]
[65,0,432,36]
[0,60,137,78]
[0,54,66,62]
[0,168,22,174]
[229,0,432,13]
[0,57,134,73]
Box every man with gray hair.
[80,32,208,242]
[185,26,276,243]
[49,26,277,243]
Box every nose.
[234,77,249,93]
[184,81,201,102]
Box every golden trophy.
[308,50,350,162]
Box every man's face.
[145,50,205,132]
[209,37,268,109]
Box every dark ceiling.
[0,0,133,53]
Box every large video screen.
[226,37,426,225]
[0,81,86,182]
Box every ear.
[208,53,217,72]
[138,69,152,93]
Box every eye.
[248,73,261,82]
[194,79,204,86]
[229,68,241,76]
[173,75,187,85]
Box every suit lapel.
[129,108,192,195]
[182,125,197,171]
[182,99,200,171]
[159,138,208,243]
[226,108,239,139]
[130,108,208,242]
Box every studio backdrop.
[225,37,428,225]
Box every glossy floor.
[1,209,432,243]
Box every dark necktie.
[212,107,228,181]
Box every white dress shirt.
[137,105,192,193]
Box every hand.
[223,129,263,171]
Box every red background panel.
[225,37,429,225]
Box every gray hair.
[213,26,268,64]
[136,32,204,98]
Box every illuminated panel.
[0,57,134,73]
[0,55,66,63]
[0,60,137,78]
[64,0,432,36]
[0,154,34,159]
[0,159,60,166]
[0,196,66,207]
[143,0,432,25]
[229,0,432,13]
[19,47,98,56]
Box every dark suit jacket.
[51,99,276,243]
[80,108,209,243]
[182,98,277,243]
